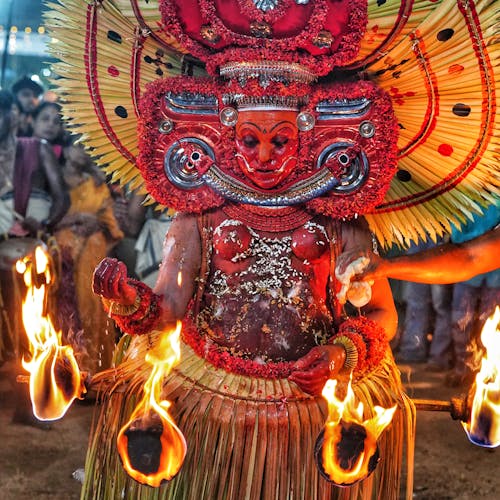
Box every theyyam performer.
[45,0,499,499]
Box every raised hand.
[289,344,346,396]
[335,249,380,306]
[92,257,137,305]
[335,248,383,282]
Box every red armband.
[102,280,163,335]
[331,317,389,375]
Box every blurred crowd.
[0,75,498,426]
[0,76,171,424]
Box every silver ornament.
[296,111,315,131]
[219,107,239,127]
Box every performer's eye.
[242,135,259,148]
[272,136,288,147]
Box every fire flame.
[18,246,85,420]
[463,306,500,447]
[318,377,396,485]
[117,321,187,486]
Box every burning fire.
[463,306,500,447]
[117,321,187,486]
[17,246,85,421]
[316,377,396,485]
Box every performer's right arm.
[92,212,201,334]
[154,212,201,322]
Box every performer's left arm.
[289,219,396,395]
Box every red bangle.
[109,280,163,335]
[332,317,389,375]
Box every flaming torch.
[462,306,500,448]
[117,320,187,487]
[315,377,396,486]
[17,245,85,421]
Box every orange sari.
[56,176,123,374]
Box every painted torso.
[196,207,339,362]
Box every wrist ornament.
[331,316,389,376]
[331,335,358,371]
[102,280,163,335]
[101,294,141,316]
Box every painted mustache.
[235,153,297,174]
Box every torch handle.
[412,397,470,422]
[412,399,452,412]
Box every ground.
[0,361,498,500]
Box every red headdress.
[159,0,365,77]
[47,0,500,248]
[135,0,398,219]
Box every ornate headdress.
[47,0,500,248]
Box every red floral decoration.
[305,80,399,218]
[182,312,295,378]
[334,316,390,376]
[159,0,367,76]
[137,77,226,212]
[235,0,294,24]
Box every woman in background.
[32,101,67,162]
[55,139,123,373]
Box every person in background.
[335,226,500,285]
[54,139,124,373]
[0,90,68,238]
[110,188,175,290]
[110,186,147,280]
[11,76,44,137]
[134,207,173,288]
[446,202,500,387]
[397,236,453,370]
[32,101,67,162]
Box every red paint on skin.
[235,109,299,190]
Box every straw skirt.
[83,335,415,500]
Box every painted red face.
[235,109,299,190]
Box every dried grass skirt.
[83,334,415,500]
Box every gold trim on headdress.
[220,60,317,84]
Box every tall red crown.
[159,0,368,77]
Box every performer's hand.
[335,249,383,282]
[289,345,346,396]
[335,249,381,306]
[92,257,137,305]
